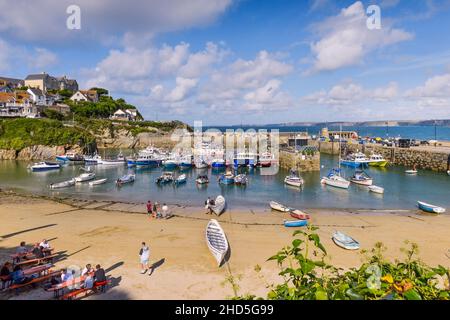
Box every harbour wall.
[315,141,340,155]
[279,149,320,172]
[343,143,450,172]
[0,145,82,161]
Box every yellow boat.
[368,154,388,167]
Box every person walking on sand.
[162,203,169,218]
[139,242,150,274]
[152,201,158,218]
[205,197,211,214]
[146,200,153,218]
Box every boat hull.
[340,160,367,168]
[417,201,446,214]
[284,220,308,227]
[350,178,373,186]
[205,219,229,267]
[369,160,388,167]
[321,177,350,189]
[270,201,290,212]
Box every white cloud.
[303,81,399,106]
[405,72,450,107]
[29,48,59,70]
[309,1,413,72]
[0,0,233,42]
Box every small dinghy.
[234,174,248,185]
[284,220,308,227]
[289,209,310,220]
[332,231,360,250]
[270,201,291,212]
[417,201,446,214]
[50,178,76,189]
[174,174,187,185]
[284,170,304,188]
[405,170,418,175]
[116,174,135,186]
[350,170,373,186]
[156,172,174,184]
[75,172,96,183]
[196,175,209,184]
[211,195,226,216]
[89,178,108,186]
[368,185,384,194]
[205,219,229,267]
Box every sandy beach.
[0,191,449,300]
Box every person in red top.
[146,200,153,219]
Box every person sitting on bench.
[61,269,73,282]
[39,239,51,254]
[83,273,94,289]
[1,262,12,277]
[16,241,28,255]
[31,243,44,259]
[11,266,35,285]
[94,265,107,292]
[81,264,93,276]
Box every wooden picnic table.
[23,263,53,276]
[11,248,53,263]
[46,272,94,298]
[8,270,62,292]
[14,253,58,268]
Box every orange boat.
[290,209,310,220]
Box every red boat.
[290,209,310,220]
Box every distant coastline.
[214,119,450,128]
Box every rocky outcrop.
[95,129,178,149]
[17,145,66,160]
[0,149,17,160]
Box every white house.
[27,88,46,106]
[111,109,128,120]
[70,90,99,103]
[125,109,138,121]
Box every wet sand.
[0,191,449,300]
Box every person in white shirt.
[162,203,169,218]
[139,242,150,274]
[81,264,93,276]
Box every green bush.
[230,226,449,300]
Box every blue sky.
[1,0,450,125]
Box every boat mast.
[338,124,342,171]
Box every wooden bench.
[60,280,110,300]
[14,254,59,268]
[8,270,61,293]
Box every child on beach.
[146,200,153,218]
[139,242,150,274]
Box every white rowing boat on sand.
[205,219,229,267]
[269,201,291,212]
[211,195,226,216]
[332,231,360,250]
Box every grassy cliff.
[0,118,95,151]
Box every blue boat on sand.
[284,220,308,228]
[417,201,446,214]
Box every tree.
[90,87,109,96]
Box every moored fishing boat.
[417,201,446,214]
[49,178,76,189]
[234,174,248,185]
[233,152,257,167]
[284,170,304,188]
[340,152,369,168]
[211,158,226,168]
[350,170,373,186]
[174,174,187,185]
[156,171,174,184]
[116,174,135,186]
[75,172,96,183]
[284,220,308,227]
[368,185,384,194]
[289,209,310,220]
[162,159,178,169]
[368,154,388,167]
[66,153,85,162]
[89,178,108,186]
[178,155,193,169]
[211,195,226,216]
[196,175,209,184]
[321,168,350,189]
[218,172,235,185]
[84,154,102,165]
[30,162,61,172]
[205,219,229,266]
[194,159,209,169]
[269,201,291,212]
[258,152,275,167]
[332,231,360,250]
